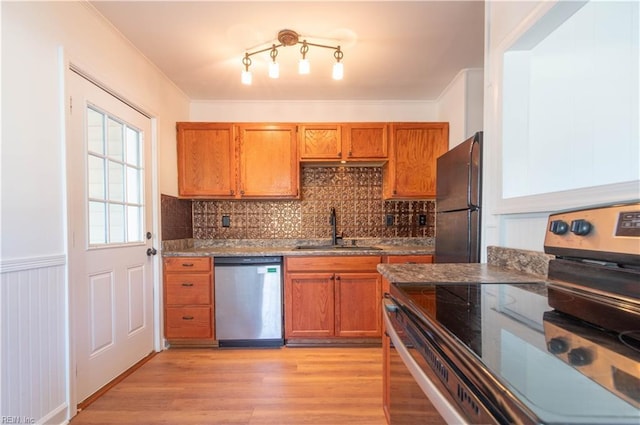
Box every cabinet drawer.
[286,255,382,272]
[164,257,211,272]
[165,274,212,305]
[165,307,212,339]
[385,255,433,264]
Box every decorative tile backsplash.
[190,167,435,240]
[161,194,193,240]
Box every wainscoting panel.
[1,255,68,424]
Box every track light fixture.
[241,29,344,85]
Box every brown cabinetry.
[299,123,388,162]
[177,123,236,198]
[237,124,299,198]
[382,255,435,315]
[176,122,299,199]
[383,123,449,199]
[163,257,214,345]
[284,256,382,340]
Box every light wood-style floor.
[70,347,387,425]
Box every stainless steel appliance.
[435,131,482,263]
[384,201,640,424]
[214,256,283,347]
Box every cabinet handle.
[335,275,341,281]
[240,190,245,195]
[348,151,352,157]
[230,189,235,195]
[330,274,335,280]
[182,282,194,287]
[182,316,194,321]
[181,263,194,267]
[337,152,342,158]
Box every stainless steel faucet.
[330,207,342,245]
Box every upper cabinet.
[177,122,236,198]
[383,123,449,199]
[237,124,299,199]
[176,122,299,199]
[299,123,388,162]
[299,124,342,160]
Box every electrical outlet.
[385,214,395,226]
[419,214,427,226]
[222,215,231,227]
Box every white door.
[67,70,155,403]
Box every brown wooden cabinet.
[299,123,388,162]
[383,123,449,199]
[237,124,299,198]
[343,123,388,160]
[299,124,342,160]
[177,123,236,198]
[163,257,215,345]
[176,122,299,199]
[284,256,382,340]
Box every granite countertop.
[161,238,435,257]
[377,246,553,284]
[377,263,548,284]
[163,245,435,257]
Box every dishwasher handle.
[214,256,282,266]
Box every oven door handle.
[383,299,468,425]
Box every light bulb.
[332,62,344,80]
[298,58,310,75]
[269,61,279,79]
[241,70,252,85]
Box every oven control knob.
[570,219,592,236]
[549,220,569,235]
[568,347,593,366]
[547,337,569,354]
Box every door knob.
[146,247,157,256]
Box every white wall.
[437,68,484,148]
[190,99,438,122]
[483,0,640,254]
[0,2,189,423]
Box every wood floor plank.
[71,347,387,425]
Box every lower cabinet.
[284,256,382,340]
[163,256,215,345]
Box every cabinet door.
[343,123,388,160]
[384,123,449,199]
[285,272,335,338]
[335,272,382,337]
[176,122,236,198]
[299,124,342,160]
[237,124,299,198]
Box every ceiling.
[90,1,485,101]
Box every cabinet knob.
[348,151,352,157]
[335,275,341,281]
[337,152,342,158]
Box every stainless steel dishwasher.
[214,256,283,347]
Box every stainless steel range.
[543,202,640,410]
[544,202,640,333]
[383,201,640,424]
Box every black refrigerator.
[435,131,482,263]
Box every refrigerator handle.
[467,135,481,210]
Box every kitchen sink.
[294,245,382,251]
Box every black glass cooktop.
[390,282,640,424]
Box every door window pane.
[89,201,107,244]
[109,204,125,243]
[86,106,145,246]
[87,108,105,154]
[88,155,105,199]
[108,160,124,202]
[107,118,124,161]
